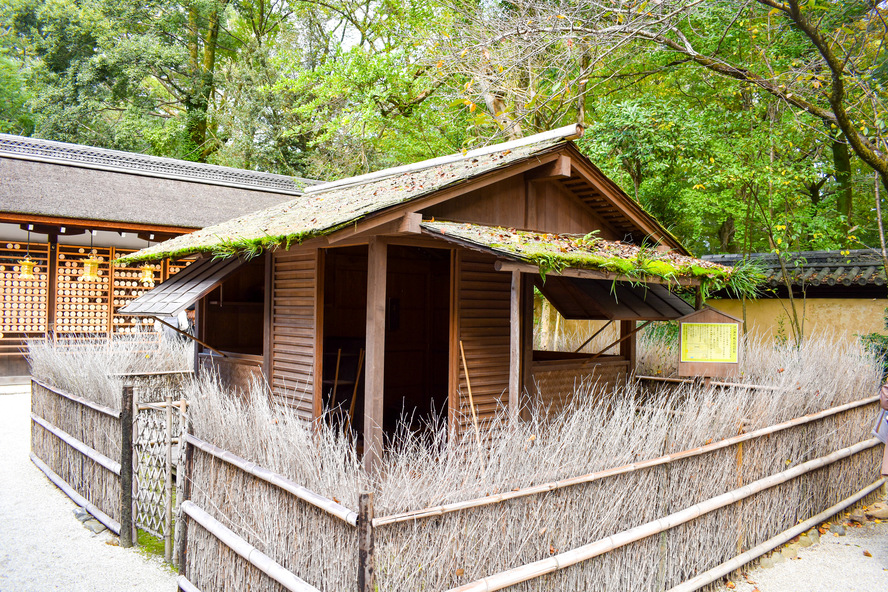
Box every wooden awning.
[118,256,246,317]
[534,274,695,320]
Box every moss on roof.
[421,221,762,298]
[117,139,565,263]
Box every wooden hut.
[119,125,733,468]
[0,133,316,377]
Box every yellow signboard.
[680,322,739,363]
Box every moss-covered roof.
[117,136,567,263]
[421,221,734,286]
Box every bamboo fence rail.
[447,438,881,592]
[372,394,879,527]
[31,377,121,418]
[30,413,122,475]
[177,575,202,592]
[183,433,359,526]
[667,476,888,592]
[29,452,121,534]
[181,501,322,592]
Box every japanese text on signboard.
[680,323,739,364]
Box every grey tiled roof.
[703,250,886,288]
[0,134,318,195]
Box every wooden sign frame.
[678,306,743,378]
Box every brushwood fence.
[29,376,189,560]
[177,392,885,592]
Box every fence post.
[358,491,375,592]
[164,393,173,563]
[120,385,134,548]
[176,414,194,573]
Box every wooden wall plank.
[455,250,511,434]
[269,248,318,420]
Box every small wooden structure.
[678,307,742,379]
[120,125,731,469]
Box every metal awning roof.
[118,256,246,317]
[534,275,695,320]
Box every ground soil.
[0,385,177,592]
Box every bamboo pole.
[573,320,614,353]
[358,492,375,592]
[181,501,321,592]
[446,438,880,592]
[459,340,482,449]
[176,575,202,592]
[165,392,174,563]
[29,452,122,534]
[583,321,652,364]
[120,385,135,549]
[346,349,365,435]
[372,394,879,527]
[637,375,789,392]
[30,413,121,475]
[173,400,188,570]
[332,348,342,403]
[31,377,120,418]
[183,433,358,526]
[667,477,888,592]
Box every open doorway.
[321,244,451,446]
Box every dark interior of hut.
[322,245,450,443]
[203,255,266,355]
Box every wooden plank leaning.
[183,433,358,526]
[181,501,321,592]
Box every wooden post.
[177,414,194,572]
[164,393,173,562]
[358,491,376,592]
[364,238,387,473]
[508,271,521,419]
[619,320,637,373]
[120,385,134,548]
[173,401,187,570]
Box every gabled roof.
[119,125,688,262]
[704,250,886,290]
[0,134,319,230]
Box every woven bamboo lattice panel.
[134,405,179,538]
[0,241,49,356]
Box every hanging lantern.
[139,263,156,287]
[17,257,37,280]
[79,257,100,282]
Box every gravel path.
[0,386,177,592]
[719,508,888,592]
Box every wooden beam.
[494,260,701,287]
[326,212,422,246]
[526,155,571,182]
[313,249,325,420]
[263,252,273,387]
[508,270,521,419]
[619,320,637,371]
[0,212,197,235]
[363,237,387,473]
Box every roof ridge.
[0,133,321,195]
[305,124,583,195]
